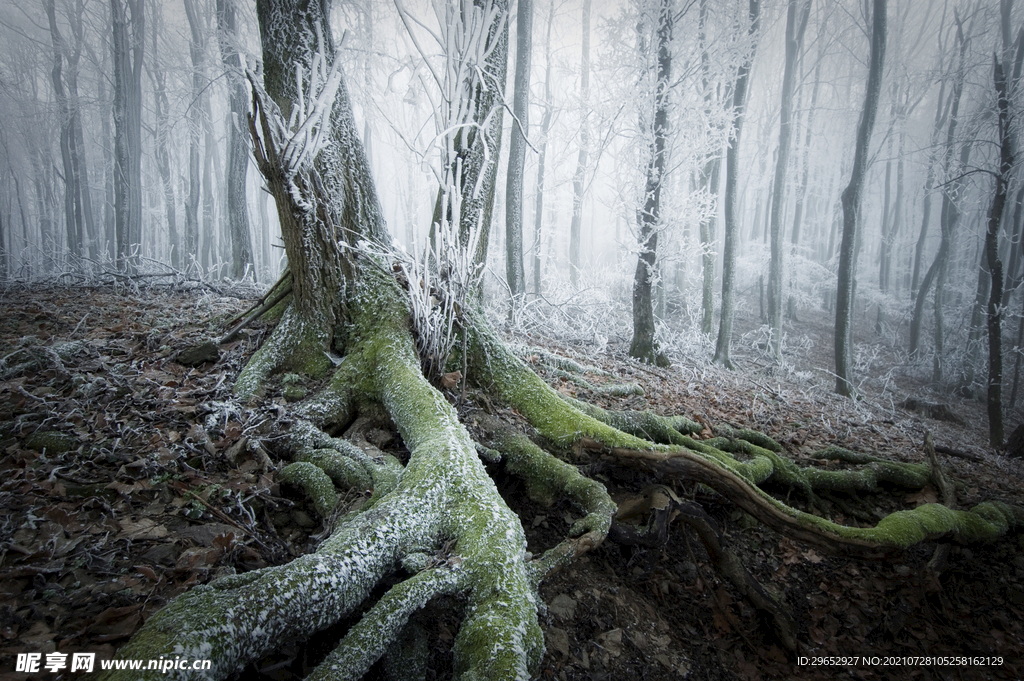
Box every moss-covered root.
[306,566,465,681]
[619,446,1024,555]
[476,415,615,579]
[566,397,701,446]
[234,305,333,401]
[280,461,338,517]
[352,267,544,681]
[96,501,415,681]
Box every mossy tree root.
[474,414,616,582]
[234,305,333,401]
[102,268,545,681]
[465,318,1024,557]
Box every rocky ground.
[1,283,1022,681]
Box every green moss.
[280,461,338,517]
[25,430,77,454]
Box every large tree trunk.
[714,0,761,369]
[984,56,1012,447]
[834,0,885,396]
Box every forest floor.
[1,283,1023,681]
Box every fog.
[2,0,1022,434]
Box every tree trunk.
[767,0,810,361]
[532,1,554,296]
[505,0,531,303]
[787,61,821,322]
[148,7,179,269]
[910,19,968,359]
[697,0,721,337]
[984,56,1012,447]
[45,0,82,260]
[217,0,254,280]
[183,0,203,270]
[714,0,761,369]
[630,0,671,367]
[569,0,591,287]
[110,0,144,273]
[834,0,885,396]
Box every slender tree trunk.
[217,0,254,280]
[630,0,671,366]
[714,0,761,368]
[697,0,721,337]
[568,0,591,287]
[787,62,821,321]
[45,0,82,259]
[984,56,1013,447]
[183,0,203,270]
[110,0,144,273]
[149,8,179,269]
[532,2,554,296]
[767,0,810,361]
[505,0,531,302]
[910,21,968,359]
[835,0,885,396]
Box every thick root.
[466,317,1024,557]
[234,305,333,401]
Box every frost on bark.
[101,0,1024,678]
[629,0,671,367]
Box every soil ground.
[1,283,1023,681]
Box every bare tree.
[713,0,761,369]
[505,0,531,302]
[766,0,811,361]
[569,0,591,286]
[834,0,886,396]
[630,0,672,367]
[109,0,144,272]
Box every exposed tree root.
[103,269,1024,679]
[609,485,797,652]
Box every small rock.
[549,594,577,620]
[546,626,570,656]
[176,341,220,367]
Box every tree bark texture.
[110,0,143,272]
[217,0,254,280]
[984,57,1012,447]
